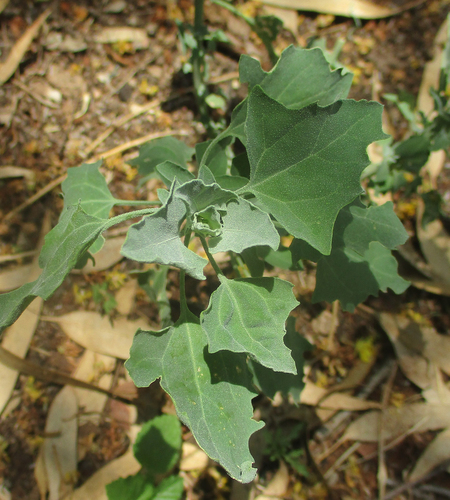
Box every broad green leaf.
[133,415,181,476]
[333,201,409,255]
[197,165,216,185]
[106,473,155,500]
[240,247,265,278]
[156,161,195,187]
[256,245,301,270]
[240,46,352,108]
[129,137,194,177]
[200,276,298,373]
[196,138,231,176]
[289,238,322,263]
[121,187,207,280]
[62,161,116,219]
[250,316,311,401]
[201,46,352,168]
[152,476,184,500]
[243,86,387,254]
[174,179,236,215]
[126,313,263,483]
[214,175,249,191]
[209,198,279,254]
[0,205,108,334]
[313,242,409,312]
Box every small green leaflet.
[133,415,181,476]
[311,201,409,310]
[0,205,108,334]
[201,45,353,164]
[201,276,298,373]
[242,86,387,254]
[250,316,312,402]
[174,179,236,215]
[240,45,353,108]
[126,311,263,483]
[62,161,117,219]
[121,185,207,280]
[208,198,279,254]
[128,136,194,177]
[314,242,409,312]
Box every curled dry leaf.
[0,214,50,414]
[258,0,410,19]
[42,312,149,359]
[40,386,78,500]
[179,442,209,472]
[0,8,51,85]
[379,313,450,389]
[409,428,450,482]
[0,264,33,292]
[93,27,150,49]
[0,165,35,184]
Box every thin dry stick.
[13,79,60,109]
[82,99,160,156]
[327,300,340,352]
[3,129,188,222]
[378,362,398,500]
[0,250,37,263]
[0,345,135,404]
[324,441,361,479]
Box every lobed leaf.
[313,242,409,312]
[133,414,181,476]
[200,276,298,373]
[126,312,264,483]
[0,205,108,334]
[121,186,207,280]
[208,198,279,254]
[250,316,312,401]
[243,86,387,254]
[62,161,117,219]
[129,137,194,177]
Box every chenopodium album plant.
[0,46,410,482]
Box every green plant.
[0,45,409,483]
[106,414,184,500]
[176,0,282,133]
[363,15,450,223]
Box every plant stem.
[105,208,156,229]
[114,199,161,207]
[200,235,224,277]
[179,227,193,316]
[192,0,210,131]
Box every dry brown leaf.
[0,9,51,85]
[0,215,50,415]
[179,442,209,472]
[417,214,450,288]
[258,460,289,498]
[80,236,126,273]
[73,350,115,426]
[258,0,403,19]
[409,428,450,482]
[263,6,299,33]
[93,27,150,49]
[300,381,379,412]
[115,279,137,315]
[68,426,142,500]
[41,386,78,500]
[343,402,450,443]
[0,165,35,183]
[42,312,149,359]
[417,18,448,116]
[0,264,33,292]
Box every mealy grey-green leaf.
[125,313,263,483]
[200,276,298,373]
